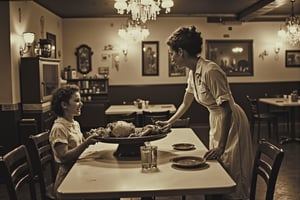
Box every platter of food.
[87,121,171,159]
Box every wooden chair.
[27,131,56,200]
[108,112,138,126]
[246,95,279,142]
[172,117,191,128]
[142,110,170,126]
[264,93,290,133]
[0,145,37,200]
[250,138,284,200]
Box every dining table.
[259,97,300,144]
[57,128,236,199]
[105,104,177,126]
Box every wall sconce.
[122,49,128,56]
[274,42,281,60]
[274,47,280,54]
[20,32,35,56]
[274,41,281,55]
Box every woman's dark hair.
[51,84,80,117]
[166,25,203,57]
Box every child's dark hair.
[51,84,80,117]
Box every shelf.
[67,77,109,101]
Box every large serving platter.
[96,133,167,144]
[96,133,168,160]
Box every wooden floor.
[0,124,299,200]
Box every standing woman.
[49,84,99,197]
[160,26,254,199]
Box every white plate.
[172,143,195,150]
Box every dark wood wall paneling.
[108,81,300,125]
[0,108,22,153]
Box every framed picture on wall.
[46,32,56,58]
[205,40,253,76]
[168,54,186,77]
[142,41,159,76]
[286,50,300,67]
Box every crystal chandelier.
[277,0,300,46]
[114,0,174,23]
[118,19,150,42]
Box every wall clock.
[75,44,93,74]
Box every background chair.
[142,110,170,126]
[0,145,37,200]
[172,117,191,128]
[250,138,284,200]
[107,112,138,126]
[27,131,56,200]
[246,95,279,143]
[264,93,290,133]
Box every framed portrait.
[142,41,159,76]
[75,44,93,74]
[168,54,186,77]
[206,40,253,76]
[286,50,300,67]
[46,32,56,58]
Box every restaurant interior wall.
[62,18,300,85]
[0,1,63,152]
[0,1,299,153]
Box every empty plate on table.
[171,156,206,168]
[172,143,195,150]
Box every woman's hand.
[155,121,171,133]
[204,146,225,160]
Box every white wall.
[62,17,300,85]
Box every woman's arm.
[167,91,194,125]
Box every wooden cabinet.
[22,110,55,132]
[19,57,60,133]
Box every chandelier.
[114,0,174,23]
[118,19,150,42]
[277,0,300,46]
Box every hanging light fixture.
[277,0,300,46]
[114,0,174,23]
[118,19,150,43]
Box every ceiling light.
[114,0,174,23]
[118,19,150,43]
[277,0,300,46]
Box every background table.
[105,104,177,115]
[259,98,300,144]
[57,128,236,199]
[105,104,177,126]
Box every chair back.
[0,145,37,200]
[27,131,56,200]
[172,117,191,128]
[250,139,284,200]
[246,95,260,116]
[142,110,170,126]
[114,112,138,125]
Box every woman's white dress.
[186,58,254,199]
